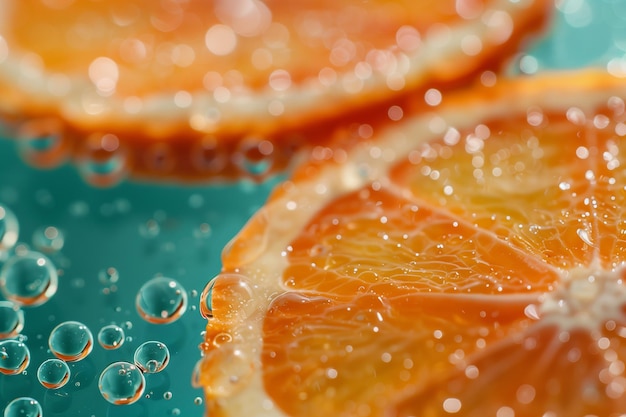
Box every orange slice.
[196,70,626,417]
[0,0,550,184]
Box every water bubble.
[199,278,215,319]
[32,226,64,253]
[194,397,203,406]
[235,139,274,176]
[0,301,24,339]
[0,204,18,256]
[0,251,58,306]
[0,339,30,375]
[3,397,42,417]
[138,219,160,238]
[48,321,93,362]
[98,267,119,285]
[135,277,188,324]
[193,223,212,240]
[16,118,68,169]
[133,341,170,373]
[98,361,145,405]
[97,325,125,350]
[163,391,172,400]
[37,358,70,389]
[77,133,127,187]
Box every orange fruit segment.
[0,0,550,184]
[197,70,626,417]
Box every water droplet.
[3,397,42,417]
[0,301,24,339]
[193,223,212,240]
[97,325,125,350]
[133,341,170,373]
[135,277,188,324]
[77,133,127,187]
[235,139,274,176]
[98,361,145,405]
[37,358,70,389]
[0,204,18,257]
[16,118,68,169]
[138,219,160,239]
[48,321,94,362]
[98,267,119,285]
[204,274,256,325]
[199,278,215,319]
[0,251,58,306]
[0,339,30,375]
[32,226,64,253]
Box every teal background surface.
[0,1,624,416]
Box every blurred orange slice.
[0,0,550,184]
[196,70,626,416]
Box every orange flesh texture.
[254,100,626,414]
[6,0,480,96]
[0,0,551,183]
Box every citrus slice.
[0,0,549,184]
[196,70,626,417]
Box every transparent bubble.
[37,358,70,389]
[3,397,42,417]
[97,324,125,350]
[32,226,64,253]
[135,277,188,324]
[0,204,18,256]
[199,278,216,319]
[98,361,145,405]
[48,321,93,362]
[235,139,274,176]
[0,301,24,339]
[98,267,119,285]
[77,133,127,187]
[133,341,170,373]
[194,397,203,406]
[0,339,30,375]
[0,251,58,306]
